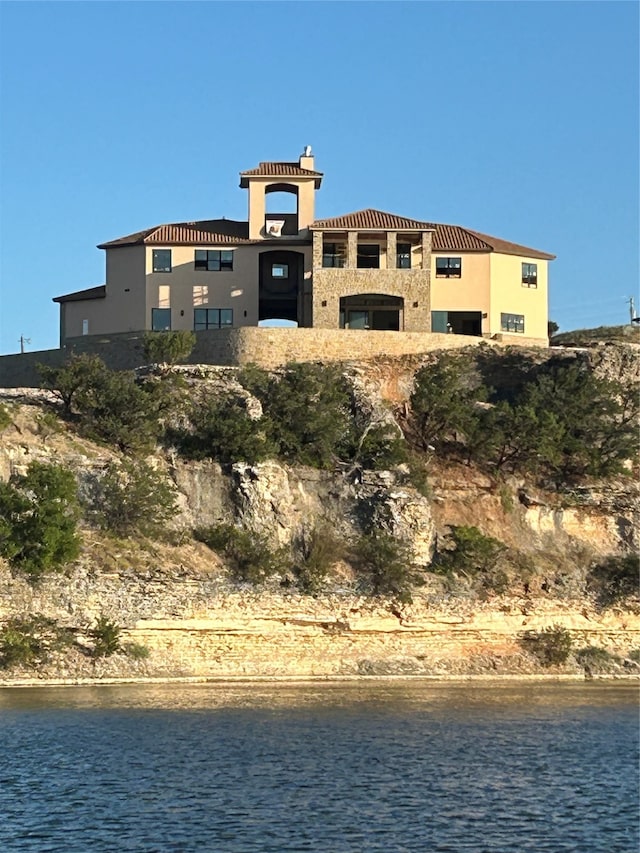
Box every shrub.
[39,353,107,415]
[628,649,640,663]
[587,554,639,608]
[123,642,150,661]
[90,615,121,658]
[0,462,81,583]
[0,615,74,669]
[174,394,274,464]
[521,624,573,667]
[196,523,288,584]
[36,409,63,439]
[0,404,12,433]
[351,532,416,604]
[91,458,177,537]
[143,331,196,365]
[575,646,617,671]
[292,524,344,594]
[350,423,408,470]
[433,526,506,580]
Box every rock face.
[0,345,638,683]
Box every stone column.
[312,231,323,270]
[421,231,433,270]
[386,231,397,270]
[347,231,358,269]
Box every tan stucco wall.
[247,177,317,239]
[430,252,491,324]
[489,253,548,342]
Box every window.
[194,308,233,330]
[357,244,380,269]
[152,308,171,331]
[272,263,289,278]
[436,257,462,278]
[193,285,209,306]
[522,262,537,288]
[194,250,234,271]
[322,242,346,268]
[152,249,172,273]
[397,243,412,269]
[501,313,525,334]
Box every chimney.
[299,144,314,171]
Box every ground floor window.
[151,308,171,331]
[431,310,482,335]
[340,294,402,330]
[194,308,233,330]
[500,312,525,333]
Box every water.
[0,681,637,852]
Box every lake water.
[0,681,637,852]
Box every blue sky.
[0,1,638,354]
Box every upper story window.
[152,249,172,273]
[322,242,346,268]
[357,244,380,269]
[272,263,289,278]
[522,262,537,288]
[501,313,525,334]
[397,243,412,269]
[195,250,233,272]
[436,257,462,278]
[194,308,233,330]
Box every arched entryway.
[339,294,403,330]
[259,250,304,324]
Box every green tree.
[39,353,108,415]
[0,615,74,668]
[92,458,178,537]
[0,462,81,583]
[408,354,484,452]
[352,532,416,603]
[142,331,196,366]
[90,615,122,658]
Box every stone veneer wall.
[311,269,431,332]
[0,327,548,388]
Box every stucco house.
[54,148,554,346]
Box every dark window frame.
[152,249,172,273]
[521,262,538,288]
[357,244,380,269]
[322,242,346,268]
[151,307,171,331]
[194,308,233,330]
[435,257,462,278]
[194,249,234,272]
[397,243,412,269]
[500,312,525,334]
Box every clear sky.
[0,1,638,354]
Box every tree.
[548,320,560,337]
[351,532,417,603]
[142,331,196,366]
[92,458,178,537]
[407,353,484,452]
[0,462,81,582]
[39,353,108,415]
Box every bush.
[123,642,150,661]
[351,532,416,604]
[143,331,196,365]
[587,554,639,608]
[521,624,573,667]
[433,526,506,586]
[292,524,344,594]
[174,394,274,464]
[39,353,107,415]
[0,404,13,433]
[628,649,640,663]
[575,645,617,671]
[90,615,121,658]
[0,615,74,669]
[0,462,81,583]
[196,523,288,584]
[91,458,177,538]
[350,423,408,470]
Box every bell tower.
[239,147,323,240]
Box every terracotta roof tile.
[98,219,250,249]
[53,285,106,304]
[312,209,555,260]
[240,161,323,183]
[311,209,435,231]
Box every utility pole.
[19,335,31,354]
[627,296,636,325]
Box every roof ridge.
[452,225,494,251]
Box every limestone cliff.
[0,342,638,684]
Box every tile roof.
[98,219,250,249]
[311,209,555,260]
[311,209,435,231]
[53,285,106,304]
[239,162,323,188]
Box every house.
[53,148,554,347]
